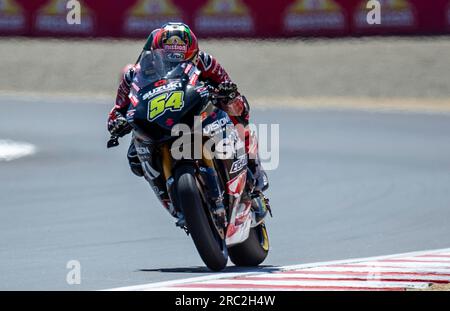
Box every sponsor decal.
[195,86,207,93]
[126,109,136,117]
[226,170,247,196]
[195,86,209,98]
[131,83,140,92]
[130,95,139,107]
[184,63,193,74]
[202,116,229,136]
[165,118,174,127]
[284,0,345,32]
[354,0,416,29]
[165,52,184,62]
[126,109,136,122]
[195,0,254,34]
[200,111,208,121]
[189,73,199,86]
[0,0,24,32]
[143,81,182,100]
[124,0,183,35]
[136,146,149,155]
[154,79,167,87]
[229,154,247,174]
[163,35,187,53]
[35,0,95,34]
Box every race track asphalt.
[1,95,450,290]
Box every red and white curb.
[0,139,36,161]
[106,248,450,291]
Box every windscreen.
[133,49,186,87]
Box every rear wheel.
[228,223,269,267]
[175,165,228,271]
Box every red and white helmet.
[151,22,199,63]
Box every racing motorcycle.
[107,50,271,271]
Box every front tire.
[175,165,228,271]
[228,223,269,267]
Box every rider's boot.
[246,129,269,193]
[246,132,271,224]
[247,160,271,225]
[248,155,269,193]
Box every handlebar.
[107,135,120,148]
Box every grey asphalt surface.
[1,95,450,290]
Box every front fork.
[160,144,181,220]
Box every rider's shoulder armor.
[198,51,213,71]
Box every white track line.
[334,261,450,268]
[245,273,450,282]
[0,139,36,161]
[295,266,450,274]
[104,247,450,291]
[386,256,450,262]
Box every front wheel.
[175,165,228,271]
[228,223,269,267]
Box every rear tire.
[175,165,228,271]
[228,223,269,267]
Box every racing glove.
[218,81,238,100]
[108,111,131,137]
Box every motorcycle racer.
[107,22,269,224]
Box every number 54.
[149,91,184,121]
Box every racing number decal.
[148,91,184,121]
